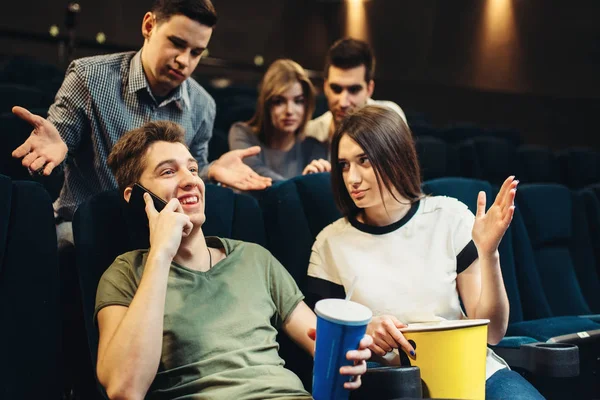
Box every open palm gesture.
[471,176,518,257]
[209,146,272,191]
[11,106,67,175]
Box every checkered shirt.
[48,50,215,220]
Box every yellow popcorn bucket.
[400,319,489,399]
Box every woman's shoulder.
[420,195,471,215]
[228,122,261,145]
[315,217,353,243]
[229,121,253,134]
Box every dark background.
[2,0,600,150]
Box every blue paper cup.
[313,299,372,400]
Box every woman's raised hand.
[471,176,518,258]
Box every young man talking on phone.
[96,120,372,399]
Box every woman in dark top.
[228,59,329,181]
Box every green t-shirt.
[95,237,312,400]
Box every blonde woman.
[228,59,330,181]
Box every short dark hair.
[151,0,218,27]
[330,105,423,218]
[107,121,187,194]
[324,38,375,82]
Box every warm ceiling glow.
[346,0,368,41]
[471,0,525,91]
[485,0,513,47]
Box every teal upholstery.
[557,148,600,189]
[582,186,600,281]
[516,145,557,184]
[261,173,340,293]
[415,136,449,181]
[507,316,600,342]
[517,184,594,316]
[572,190,600,313]
[457,137,518,186]
[0,175,62,399]
[260,173,340,390]
[423,178,600,340]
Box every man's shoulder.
[66,51,136,92]
[305,111,332,142]
[368,98,407,123]
[219,237,271,258]
[184,76,216,108]
[100,249,148,283]
[69,51,135,74]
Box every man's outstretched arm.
[96,195,192,400]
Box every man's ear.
[141,12,156,40]
[367,79,375,98]
[124,186,133,203]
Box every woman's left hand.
[471,176,518,257]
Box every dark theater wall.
[2,1,600,149]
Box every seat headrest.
[0,174,12,271]
[517,184,571,247]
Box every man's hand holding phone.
[144,193,193,262]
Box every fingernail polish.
[410,350,416,356]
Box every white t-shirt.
[305,98,407,143]
[307,195,508,379]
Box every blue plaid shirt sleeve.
[47,62,90,155]
[191,95,216,179]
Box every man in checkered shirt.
[10,0,271,245]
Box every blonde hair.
[248,59,315,145]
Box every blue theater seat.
[73,185,266,397]
[0,175,62,399]
[424,177,600,397]
[516,184,600,317]
[261,173,340,294]
[556,148,600,189]
[439,123,485,143]
[457,137,518,186]
[0,55,64,95]
[516,145,558,184]
[259,174,340,390]
[415,135,450,181]
[0,83,54,114]
[581,185,600,280]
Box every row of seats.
[417,135,600,188]
[4,172,600,399]
[3,66,598,189]
[197,84,600,189]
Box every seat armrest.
[350,366,422,400]
[493,341,580,378]
[546,328,600,344]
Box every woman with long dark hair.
[307,105,543,399]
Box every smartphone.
[129,183,167,216]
